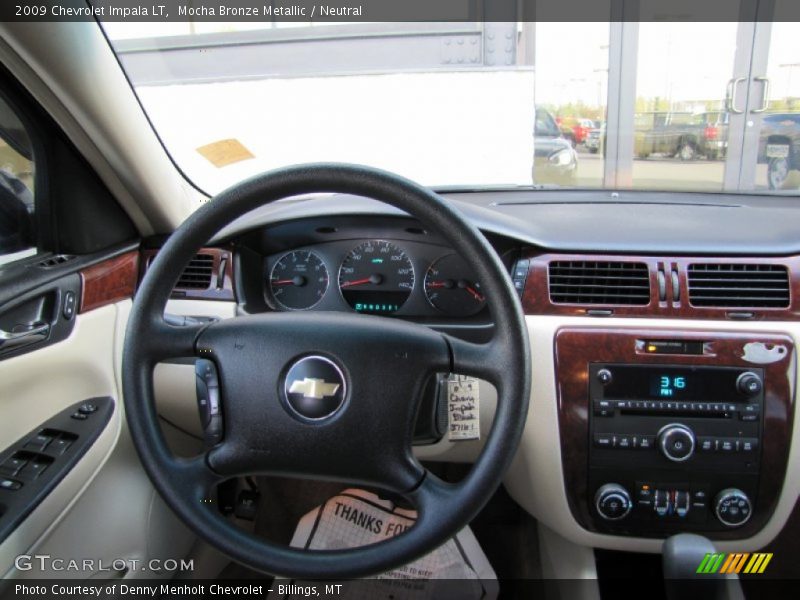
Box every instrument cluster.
[264,239,487,318]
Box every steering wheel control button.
[715,488,752,528]
[657,423,695,462]
[594,484,632,521]
[283,355,347,421]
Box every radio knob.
[594,483,632,521]
[657,423,695,462]
[737,372,763,397]
[714,488,752,528]
[597,368,613,385]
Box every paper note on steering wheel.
[447,374,480,441]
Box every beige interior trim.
[0,306,121,576]
[1,301,195,579]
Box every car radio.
[555,328,793,540]
[588,363,763,533]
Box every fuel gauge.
[424,254,486,317]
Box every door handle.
[0,322,50,350]
[751,76,770,113]
[727,77,746,114]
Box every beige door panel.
[0,300,194,579]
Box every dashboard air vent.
[687,263,790,308]
[176,254,214,289]
[548,261,651,305]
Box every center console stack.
[554,328,795,539]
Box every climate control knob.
[714,488,752,528]
[657,423,695,462]
[594,483,632,521]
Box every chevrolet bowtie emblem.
[288,378,341,400]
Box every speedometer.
[338,241,414,314]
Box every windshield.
[101,17,800,196]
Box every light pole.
[778,63,800,110]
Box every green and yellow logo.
[696,552,773,575]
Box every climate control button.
[657,423,695,462]
[594,483,632,521]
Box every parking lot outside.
[572,145,788,192]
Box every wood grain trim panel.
[554,328,795,540]
[139,247,234,302]
[79,251,139,313]
[522,253,800,320]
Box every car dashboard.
[144,189,800,563]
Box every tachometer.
[424,254,486,317]
[338,241,414,314]
[269,250,329,310]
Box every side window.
[0,94,35,263]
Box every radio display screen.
[597,365,750,402]
[649,373,689,398]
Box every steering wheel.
[123,164,531,578]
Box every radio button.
[698,437,717,452]
[593,433,613,448]
[719,439,736,452]
[597,368,613,385]
[740,404,760,421]
[737,372,763,397]
[739,438,758,453]
[637,435,655,449]
[594,400,613,417]
[617,435,632,449]
[658,424,696,462]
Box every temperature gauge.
[424,254,486,317]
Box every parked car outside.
[634,111,729,161]
[533,108,578,185]
[585,121,605,154]
[555,116,596,147]
[757,112,800,190]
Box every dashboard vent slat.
[687,263,790,308]
[176,254,214,289]
[548,261,651,305]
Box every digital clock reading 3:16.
[650,374,688,398]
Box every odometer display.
[269,250,329,310]
[338,241,414,314]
